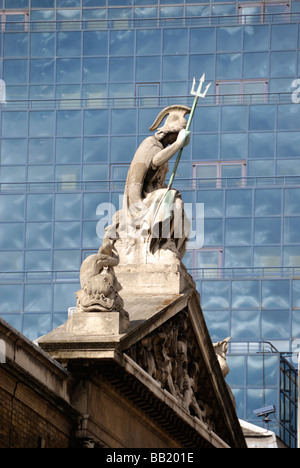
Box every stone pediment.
[117,288,245,448]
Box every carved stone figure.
[104,105,192,264]
[126,311,216,431]
[213,337,236,409]
[213,337,231,379]
[75,238,128,318]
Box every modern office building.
[0,0,299,447]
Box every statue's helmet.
[149,105,191,136]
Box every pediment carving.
[126,310,216,431]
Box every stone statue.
[75,238,128,318]
[105,105,192,264]
[213,337,236,409]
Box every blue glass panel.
[136,29,161,55]
[1,139,27,164]
[255,189,282,216]
[83,192,109,219]
[53,249,80,270]
[249,133,275,158]
[25,250,52,271]
[248,158,274,176]
[224,247,252,268]
[24,284,52,312]
[2,111,28,138]
[197,190,223,217]
[262,310,290,339]
[203,310,230,341]
[163,28,188,54]
[221,106,247,132]
[292,280,300,308]
[277,132,300,158]
[285,188,300,215]
[194,106,219,132]
[0,285,23,313]
[83,57,107,83]
[82,220,100,248]
[243,52,268,78]
[254,217,281,244]
[27,194,53,221]
[29,111,55,138]
[55,193,81,220]
[28,165,53,182]
[278,104,300,130]
[23,314,51,342]
[283,246,300,267]
[225,218,252,245]
[25,222,52,249]
[159,6,184,17]
[83,163,107,181]
[284,217,300,243]
[110,136,136,162]
[56,58,81,83]
[54,221,81,248]
[244,25,270,51]
[30,144,53,169]
[248,355,278,386]
[84,109,109,135]
[271,24,298,50]
[249,105,276,131]
[162,55,188,81]
[231,310,259,338]
[110,30,134,55]
[190,27,215,54]
[250,158,271,177]
[193,134,218,160]
[83,137,108,163]
[30,59,55,83]
[217,27,242,52]
[56,138,81,163]
[216,54,241,79]
[110,57,134,82]
[271,52,296,78]
[0,223,23,249]
[56,110,82,137]
[189,54,214,81]
[201,281,229,308]
[232,280,260,308]
[136,56,160,82]
[111,109,137,134]
[254,246,281,267]
[0,251,22,271]
[83,31,108,56]
[3,59,28,84]
[226,356,246,386]
[57,31,82,57]
[4,33,28,57]
[5,0,29,9]
[221,134,247,160]
[53,283,77,312]
[203,218,223,246]
[262,280,290,308]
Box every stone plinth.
[115,260,195,296]
[65,311,129,336]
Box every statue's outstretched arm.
[152,130,190,167]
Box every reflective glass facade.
[0,0,299,445]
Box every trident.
[148,74,211,242]
[168,74,212,191]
